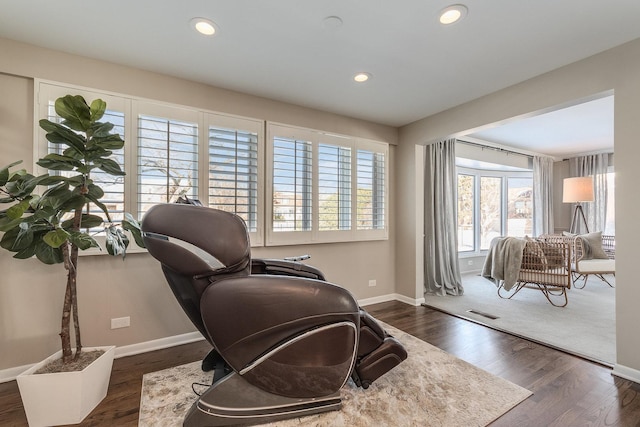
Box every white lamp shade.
[563,176,594,203]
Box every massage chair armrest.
[251,258,326,281]
[200,274,360,371]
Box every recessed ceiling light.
[190,17,218,36]
[439,5,468,25]
[322,16,343,29]
[354,72,371,83]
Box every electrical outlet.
[468,260,473,265]
[111,316,130,329]
[368,279,377,287]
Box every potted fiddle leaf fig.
[0,94,144,426]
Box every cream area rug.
[139,323,531,427]
[424,273,616,365]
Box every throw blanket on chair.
[481,237,527,291]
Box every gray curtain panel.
[533,156,554,236]
[569,153,609,233]
[424,139,463,296]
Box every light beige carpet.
[424,273,616,365]
[139,323,531,427]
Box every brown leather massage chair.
[142,203,407,426]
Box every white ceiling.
[466,95,614,159]
[0,1,636,156]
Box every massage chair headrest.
[141,204,251,278]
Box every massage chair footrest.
[353,336,407,389]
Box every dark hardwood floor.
[2,300,640,426]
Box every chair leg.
[537,284,568,307]
[497,281,526,299]
[572,272,587,289]
[595,274,615,288]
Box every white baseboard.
[612,363,640,384]
[359,293,424,307]
[0,332,205,384]
[1,296,421,384]
[0,364,33,384]
[114,331,205,359]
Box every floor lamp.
[563,176,594,234]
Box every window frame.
[35,80,265,251]
[266,122,389,246]
[35,81,387,252]
[456,166,533,256]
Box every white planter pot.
[16,345,115,427]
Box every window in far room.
[456,164,533,254]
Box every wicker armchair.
[497,236,572,307]
[540,233,615,288]
[572,234,615,288]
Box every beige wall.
[397,37,640,373]
[553,160,572,233]
[0,38,398,371]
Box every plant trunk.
[60,242,73,364]
[70,242,81,360]
[60,205,84,364]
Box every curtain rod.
[456,139,533,160]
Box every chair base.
[498,281,568,307]
[572,272,615,289]
[184,372,342,426]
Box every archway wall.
[396,37,640,376]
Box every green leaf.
[89,99,106,122]
[105,225,129,258]
[61,214,104,230]
[6,199,31,219]
[13,244,37,259]
[84,193,112,223]
[55,95,91,132]
[94,158,125,176]
[37,153,82,171]
[86,184,104,200]
[40,119,87,153]
[85,146,112,161]
[67,175,89,187]
[0,216,23,232]
[13,222,36,250]
[0,160,23,186]
[90,121,113,138]
[5,174,45,199]
[0,226,20,251]
[43,229,70,248]
[80,214,105,229]
[59,194,87,212]
[0,223,37,252]
[69,231,99,250]
[38,175,68,186]
[39,183,74,210]
[62,146,85,160]
[34,240,64,264]
[122,213,145,248]
[92,134,124,150]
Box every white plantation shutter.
[208,126,259,232]
[272,136,312,232]
[318,143,351,231]
[357,148,386,231]
[137,114,198,218]
[37,81,389,250]
[267,123,388,245]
